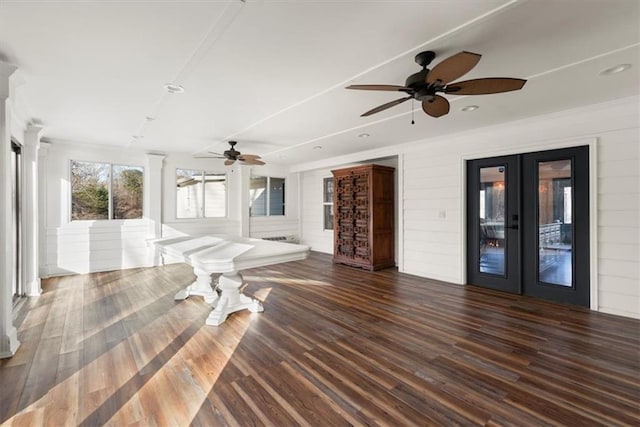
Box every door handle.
[507,225,519,230]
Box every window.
[250,175,285,216]
[323,177,334,230]
[71,160,143,220]
[176,169,226,219]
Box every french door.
[467,146,590,307]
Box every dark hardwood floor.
[1,252,639,426]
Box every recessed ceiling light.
[358,133,370,138]
[599,64,631,76]
[163,83,185,93]
[461,105,479,112]
[313,145,322,150]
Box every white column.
[0,61,20,358]
[38,142,49,278]
[22,125,42,296]
[145,153,165,266]
[239,165,250,237]
[226,165,249,237]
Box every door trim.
[460,137,598,311]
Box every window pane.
[177,169,202,219]
[479,166,505,276]
[323,177,333,203]
[538,160,572,287]
[204,173,226,218]
[250,176,267,217]
[324,204,334,230]
[71,160,109,220]
[269,177,285,216]
[112,165,143,219]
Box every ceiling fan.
[200,141,265,166]
[346,50,527,118]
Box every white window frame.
[175,169,227,219]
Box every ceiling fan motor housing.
[224,141,240,159]
[415,88,435,102]
[405,69,430,89]
[224,148,239,159]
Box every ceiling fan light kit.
[347,50,527,119]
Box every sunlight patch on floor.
[243,275,332,287]
[4,288,263,426]
[106,288,273,425]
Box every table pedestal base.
[174,268,263,326]
[206,273,263,326]
[174,267,219,305]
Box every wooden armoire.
[332,164,395,271]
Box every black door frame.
[465,145,592,308]
[10,141,23,302]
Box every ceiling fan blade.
[238,154,261,160]
[224,159,235,166]
[361,96,412,117]
[422,95,450,118]
[445,78,526,95]
[242,158,265,166]
[426,51,481,84]
[346,84,411,92]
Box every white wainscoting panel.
[46,220,150,275]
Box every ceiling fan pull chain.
[411,99,415,125]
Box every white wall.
[298,97,640,319]
[300,168,335,253]
[596,128,639,317]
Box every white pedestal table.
[152,235,310,326]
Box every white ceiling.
[1,0,638,167]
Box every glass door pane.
[479,166,506,275]
[538,159,572,286]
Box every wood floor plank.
[1,253,638,426]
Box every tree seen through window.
[71,160,143,220]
